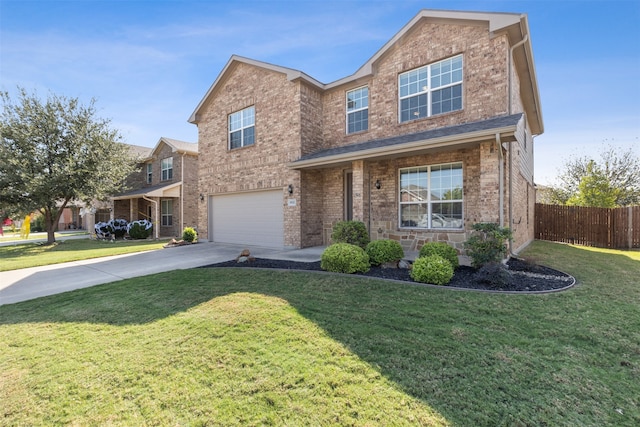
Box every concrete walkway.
[0,242,325,306]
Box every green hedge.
[366,239,404,266]
[418,242,459,268]
[321,243,370,274]
[331,221,370,249]
[410,255,454,285]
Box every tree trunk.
[44,199,69,245]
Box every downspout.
[496,133,504,227]
[143,195,159,240]
[507,33,529,255]
[181,152,185,231]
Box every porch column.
[351,160,370,227]
[129,199,136,222]
[478,141,501,223]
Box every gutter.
[289,125,518,170]
[507,34,528,254]
[496,133,504,227]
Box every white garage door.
[210,190,284,248]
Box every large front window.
[161,199,173,226]
[399,55,463,122]
[346,86,368,134]
[229,106,255,149]
[161,157,173,181]
[399,162,463,229]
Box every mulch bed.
[203,257,575,293]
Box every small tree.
[0,88,137,244]
[464,223,513,268]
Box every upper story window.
[399,55,463,123]
[346,86,368,134]
[229,106,255,149]
[161,157,173,181]
[146,163,152,184]
[399,162,463,229]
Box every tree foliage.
[0,88,137,243]
[548,145,640,207]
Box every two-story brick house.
[112,137,198,238]
[190,9,543,253]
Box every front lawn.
[0,241,638,426]
[0,239,167,271]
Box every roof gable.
[188,9,543,134]
[142,137,197,160]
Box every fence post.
[629,206,634,250]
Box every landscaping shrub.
[464,223,513,268]
[331,220,370,249]
[111,219,128,239]
[418,241,459,268]
[474,262,512,288]
[366,239,404,266]
[321,243,370,274]
[127,220,153,239]
[410,254,454,285]
[94,221,114,239]
[182,227,197,243]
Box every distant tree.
[549,145,640,207]
[0,88,137,244]
[566,161,619,208]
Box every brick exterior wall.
[195,15,539,251]
[196,63,303,245]
[112,141,198,239]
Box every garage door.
[210,190,284,248]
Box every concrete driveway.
[0,242,324,306]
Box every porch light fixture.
[199,193,204,202]
[288,184,294,195]
[375,179,381,189]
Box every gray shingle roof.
[295,114,523,163]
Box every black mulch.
[202,257,575,293]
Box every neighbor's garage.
[209,189,284,248]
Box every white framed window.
[161,199,173,226]
[399,162,463,229]
[146,163,153,184]
[399,55,463,123]
[346,86,368,134]
[161,157,173,181]
[229,106,255,149]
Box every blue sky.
[1,0,639,185]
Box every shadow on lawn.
[1,241,638,425]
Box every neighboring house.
[189,9,543,253]
[112,138,198,238]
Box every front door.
[344,171,353,221]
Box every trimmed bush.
[182,227,197,243]
[331,220,370,249]
[111,219,128,239]
[128,220,153,239]
[464,223,513,268]
[321,243,370,274]
[366,239,404,266]
[410,254,454,285]
[474,262,512,289]
[418,242,459,269]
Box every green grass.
[1,241,638,426]
[0,239,167,271]
[0,229,88,242]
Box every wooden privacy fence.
[535,204,640,249]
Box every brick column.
[478,142,501,224]
[351,160,370,227]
